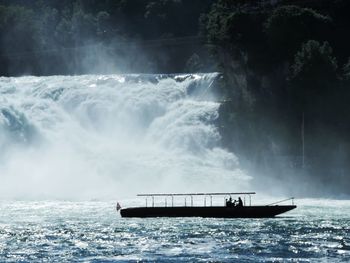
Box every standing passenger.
[237,197,243,207]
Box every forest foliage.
[202,0,350,194]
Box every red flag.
[116,202,121,211]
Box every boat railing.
[137,192,256,208]
[265,197,295,206]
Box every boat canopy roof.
[137,192,256,197]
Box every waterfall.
[0,73,249,199]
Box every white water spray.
[0,74,249,200]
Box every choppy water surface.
[0,200,349,262]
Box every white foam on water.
[0,74,250,200]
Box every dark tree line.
[0,0,214,74]
[201,0,350,196]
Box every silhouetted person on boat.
[237,197,243,207]
[226,197,234,207]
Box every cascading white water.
[0,73,250,200]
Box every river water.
[0,200,349,262]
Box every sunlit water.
[0,200,349,262]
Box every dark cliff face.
[214,49,350,197]
[217,72,350,197]
[200,0,350,197]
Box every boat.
[118,192,296,218]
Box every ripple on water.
[0,201,350,262]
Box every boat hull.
[120,205,296,218]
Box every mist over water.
[0,73,249,200]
